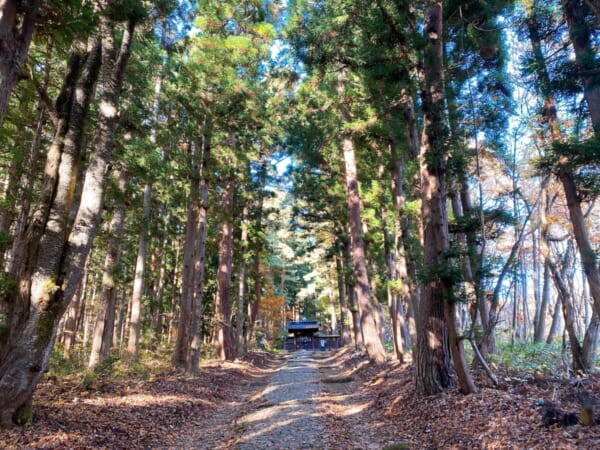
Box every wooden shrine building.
[284,320,340,351]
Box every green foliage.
[534,134,600,199]
[537,134,600,169]
[490,341,565,374]
[450,207,514,238]
[81,371,96,389]
[47,350,88,377]
[93,354,121,377]
[387,279,404,296]
[47,348,167,381]
[105,0,147,23]
[0,271,16,300]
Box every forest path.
[232,350,332,449]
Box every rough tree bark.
[561,0,600,132]
[548,243,587,372]
[0,0,40,126]
[0,12,135,425]
[243,151,267,351]
[335,249,352,346]
[188,130,211,373]
[416,0,477,395]
[127,181,151,359]
[236,206,249,357]
[60,17,134,361]
[527,4,600,334]
[214,147,235,361]
[534,181,555,343]
[382,203,405,361]
[4,91,47,271]
[172,141,199,368]
[337,68,386,365]
[0,39,100,426]
[387,110,418,350]
[88,167,128,370]
[342,135,386,364]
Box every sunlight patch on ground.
[335,401,371,417]
[242,399,320,424]
[81,393,213,407]
[237,418,294,441]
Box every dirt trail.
[233,350,330,449]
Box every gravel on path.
[233,350,330,450]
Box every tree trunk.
[520,258,529,341]
[561,0,600,131]
[526,4,600,330]
[335,250,351,346]
[367,245,386,347]
[88,167,128,369]
[125,48,163,359]
[459,183,492,354]
[243,151,267,352]
[416,1,477,395]
[559,173,600,325]
[0,146,24,258]
[167,239,182,345]
[534,262,551,343]
[348,285,362,350]
[337,68,386,364]
[173,142,199,368]
[546,295,563,344]
[214,165,235,361]
[0,16,134,425]
[341,132,386,364]
[581,310,600,370]
[236,206,249,357]
[61,260,88,359]
[450,183,481,344]
[246,251,262,349]
[382,203,405,361]
[548,246,586,373]
[0,40,100,426]
[340,235,362,349]
[188,131,211,373]
[535,185,552,343]
[148,234,167,349]
[127,181,151,359]
[0,0,40,126]
[387,107,419,351]
[6,99,46,275]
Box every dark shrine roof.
[287,321,319,332]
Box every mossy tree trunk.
[0,37,101,426]
[0,12,135,425]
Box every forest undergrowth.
[1,346,600,449]
[322,346,600,449]
[0,348,283,449]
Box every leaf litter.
[1,349,600,449]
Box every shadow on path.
[234,350,327,450]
